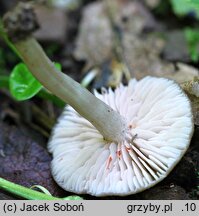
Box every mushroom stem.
[1,2,130,143]
[14,38,129,143]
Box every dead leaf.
[74,2,113,68]
[0,122,66,198]
[166,63,199,84]
[123,33,175,79]
[74,0,157,70]
[105,0,157,34]
[182,77,199,125]
[74,0,198,88]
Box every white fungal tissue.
[48,76,193,196]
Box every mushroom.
[48,76,193,196]
[2,3,193,197]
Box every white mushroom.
[3,5,193,197]
[48,76,193,196]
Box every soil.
[0,0,198,200]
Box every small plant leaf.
[184,28,199,62]
[9,62,62,101]
[171,0,199,19]
[9,63,43,100]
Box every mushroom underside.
[48,76,193,196]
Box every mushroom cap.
[48,76,193,196]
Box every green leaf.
[184,28,199,62]
[170,0,199,19]
[9,62,62,101]
[9,63,43,100]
